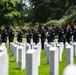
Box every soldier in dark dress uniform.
[33,26,39,44]
[73,24,76,42]
[26,26,32,44]
[17,25,23,42]
[40,25,46,49]
[57,25,64,42]
[47,25,55,43]
[65,24,72,43]
[9,24,14,43]
[1,25,8,43]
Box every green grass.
[6,40,76,75]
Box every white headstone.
[56,44,62,62]
[66,42,70,46]
[37,42,41,53]
[2,54,9,75]
[20,42,26,55]
[44,42,47,51]
[49,47,59,75]
[60,42,64,54]
[26,43,31,51]
[18,46,25,70]
[11,43,15,55]
[66,45,74,65]
[73,42,76,57]
[70,42,73,45]
[34,45,40,66]
[14,45,19,62]
[44,42,48,55]
[26,49,38,75]
[0,52,9,75]
[1,43,6,46]
[16,42,19,45]
[0,53,4,75]
[10,42,12,52]
[0,46,7,54]
[46,44,50,64]
[31,43,35,49]
[50,42,56,47]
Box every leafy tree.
[26,0,76,24]
[0,0,27,27]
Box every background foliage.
[0,0,76,28]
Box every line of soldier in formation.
[0,23,76,49]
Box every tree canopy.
[0,0,76,27]
[27,0,76,23]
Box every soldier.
[8,24,14,43]
[40,25,46,49]
[1,24,8,43]
[57,25,64,42]
[33,26,39,44]
[73,24,76,42]
[26,26,32,44]
[17,25,23,42]
[47,25,55,43]
[65,24,72,43]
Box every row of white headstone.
[10,41,76,75]
[44,42,76,75]
[44,42,64,64]
[10,42,26,70]
[44,42,64,75]
[0,43,9,75]
[26,42,41,75]
[26,41,64,75]
[10,41,41,72]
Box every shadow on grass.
[13,68,21,70]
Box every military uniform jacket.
[9,29,14,42]
[65,28,72,39]
[17,30,23,42]
[26,29,32,38]
[47,29,55,40]
[1,29,8,42]
[33,30,39,43]
[58,28,64,39]
[41,29,46,40]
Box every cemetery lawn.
[7,38,76,75]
